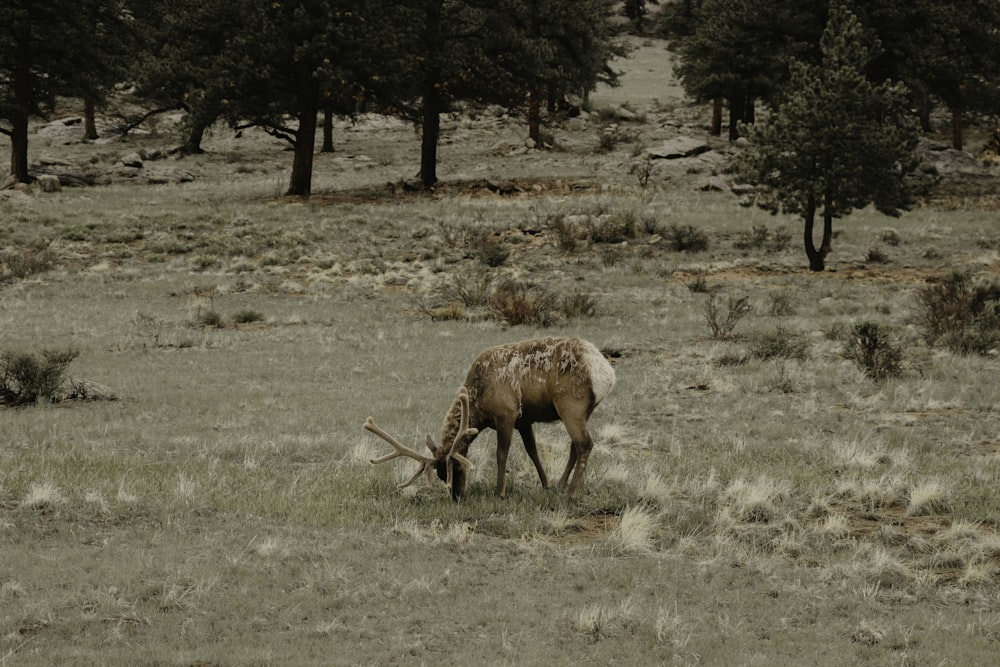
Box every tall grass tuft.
[609,505,658,554]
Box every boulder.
[118,152,144,168]
[647,136,711,159]
[914,139,999,196]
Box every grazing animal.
[365,337,616,500]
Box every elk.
[364,337,616,500]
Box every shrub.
[472,231,510,267]
[489,280,559,327]
[1,241,54,280]
[196,309,224,328]
[597,127,639,152]
[561,290,598,318]
[915,272,1000,354]
[750,327,809,360]
[734,224,770,250]
[767,291,796,317]
[435,267,495,308]
[865,246,890,264]
[588,212,636,244]
[842,322,904,381]
[735,224,791,253]
[548,214,579,253]
[1,349,79,406]
[685,271,710,293]
[704,293,752,339]
[232,309,265,324]
[629,156,657,189]
[667,224,709,252]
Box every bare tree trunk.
[287,107,318,197]
[83,98,99,140]
[710,96,723,136]
[419,86,442,189]
[727,94,755,141]
[9,42,31,182]
[8,113,30,182]
[179,118,208,155]
[528,89,542,148]
[802,193,829,272]
[321,105,335,153]
[951,110,963,151]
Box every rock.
[647,136,711,159]
[698,176,730,192]
[118,152,144,168]
[145,166,194,184]
[913,138,999,196]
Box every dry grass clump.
[0,240,55,281]
[608,505,659,554]
[718,475,791,525]
[905,480,951,516]
[833,474,908,511]
[568,596,639,641]
[20,481,66,509]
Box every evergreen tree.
[664,0,827,140]
[217,0,376,196]
[384,0,620,188]
[849,0,1000,149]
[0,0,131,182]
[732,6,918,272]
[129,0,251,155]
[490,0,622,148]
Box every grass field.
[3,38,1000,665]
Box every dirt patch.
[840,504,951,540]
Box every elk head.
[365,386,477,495]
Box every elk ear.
[426,435,439,455]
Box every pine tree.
[732,6,918,271]
[0,0,130,182]
[664,0,827,140]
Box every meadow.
[2,38,1000,665]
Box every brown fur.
[435,337,616,499]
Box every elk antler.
[364,387,478,496]
[443,386,477,489]
[364,417,437,491]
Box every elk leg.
[517,424,550,489]
[566,434,593,496]
[554,398,593,495]
[450,461,467,501]
[495,420,515,498]
[557,445,578,491]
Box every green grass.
[2,42,1000,666]
[3,181,1000,664]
